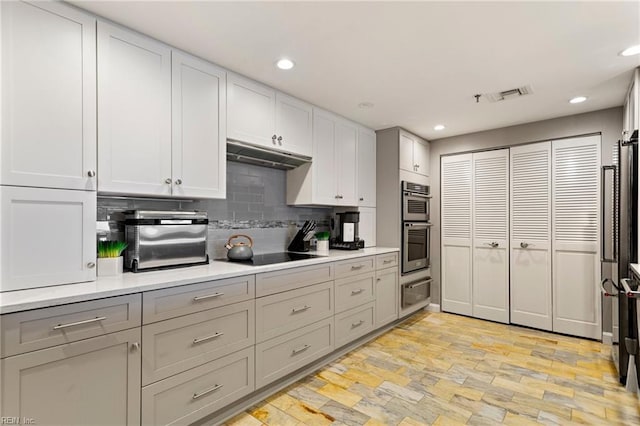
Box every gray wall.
[98,161,331,259]
[429,107,622,330]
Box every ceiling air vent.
[483,85,534,103]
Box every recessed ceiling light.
[621,45,640,57]
[434,124,445,131]
[276,58,294,70]
[358,102,374,109]
[569,96,587,104]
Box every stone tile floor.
[224,312,640,425]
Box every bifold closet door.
[510,142,552,331]
[552,135,601,339]
[441,154,473,316]
[472,149,509,323]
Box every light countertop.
[0,247,399,314]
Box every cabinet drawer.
[142,347,254,426]
[1,294,141,358]
[376,252,399,270]
[255,318,333,388]
[1,328,141,426]
[256,263,334,297]
[143,275,254,324]
[334,273,375,314]
[256,281,333,343]
[142,300,254,385]
[334,256,374,279]
[335,302,375,349]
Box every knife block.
[287,230,310,252]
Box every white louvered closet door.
[472,149,510,323]
[552,135,601,339]
[441,154,473,316]
[510,142,552,331]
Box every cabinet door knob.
[359,197,364,201]
[272,135,277,144]
[175,179,182,185]
[87,170,96,177]
[520,242,529,249]
[165,178,172,184]
[131,342,140,351]
[277,136,283,145]
[87,262,96,268]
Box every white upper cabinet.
[171,51,226,199]
[228,74,312,157]
[1,1,96,191]
[0,186,96,292]
[98,23,226,199]
[227,74,276,148]
[97,22,172,196]
[275,93,313,157]
[399,130,430,177]
[357,128,376,207]
[335,120,358,205]
[287,108,362,206]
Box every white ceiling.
[71,1,640,140]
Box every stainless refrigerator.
[602,129,638,385]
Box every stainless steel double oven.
[401,181,432,310]
[402,181,431,274]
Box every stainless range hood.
[227,140,312,170]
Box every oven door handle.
[407,278,433,289]
[404,223,432,228]
[404,192,431,199]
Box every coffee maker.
[331,211,365,250]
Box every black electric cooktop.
[228,252,321,266]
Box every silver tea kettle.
[225,234,254,261]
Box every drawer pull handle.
[193,332,225,345]
[351,320,365,328]
[292,344,311,355]
[351,265,364,271]
[292,305,311,313]
[53,316,107,330]
[383,259,394,264]
[193,292,224,302]
[351,289,365,295]
[192,383,224,400]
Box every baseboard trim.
[426,303,440,312]
[603,331,613,346]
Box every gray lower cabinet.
[255,317,334,388]
[335,302,375,348]
[375,267,399,326]
[334,272,375,314]
[1,328,142,426]
[141,347,254,426]
[255,281,333,343]
[142,300,255,385]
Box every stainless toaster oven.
[124,210,209,272]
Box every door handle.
[601,165,617,263]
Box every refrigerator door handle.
[621,278,640,298]
[601,165,618,263]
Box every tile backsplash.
[98,161,332,259]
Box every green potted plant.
[97,240,127,276]
[315,231,330,254]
